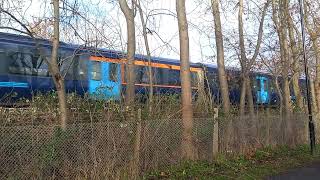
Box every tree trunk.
[311,39,320,114]
[282,77,292,114]
[246,77,255,116]
[196,70,206,105]
[310,79,318,114]
[238,0,247,117]
[211,0,231,114]
[287,2,303,110]
[303,2,320,128]
[240,75,246,116]
[238,0,269,116]
[136,0,153,113]
[119,0,136,106]
[51,0,68,130]
[275,77,283,115]
[292,74,303,110]
[176,0,195,160]
[240,75,254,117]
[278,0,292,115]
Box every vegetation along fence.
[0,113,309,179]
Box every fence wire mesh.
[0,113,309,179]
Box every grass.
[144,144,320,180]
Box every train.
[0,32,296,106]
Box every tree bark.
[119,0,136,106]
[239,75,254,117]
[52,0,68,130]
[238,0,248,117]
[279,31,292,115]
[246,77,255,116]
[311,39,320,114]
[240,75,246,116]
[238,0,269,116]
[287,3,303,111]
[275,77,283,114]
[304,0,320,115]
[176,0,195,160]
[310,79,318,114]
[292,74,303,110]
[272,0,292,114]
[211,0,231,114]
[136,0,153,113]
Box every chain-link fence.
[0,113,309,179]
[218,113,309,154]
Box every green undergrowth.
[1,92,220,125]
[144,144,320,180]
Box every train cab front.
[254,76,270,106]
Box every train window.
[206,72,218,89]
[0,51,7,73]
[8,51,49,76]
[191,72,198,87]
[229,73,241,90]
[78,59,87,80]
[168,69,180,86]
[59,56,75,80]
[91,61,102,80]
[141,67,149,84]
[72,56,79,79]
[269,80,275,91]
[135,66,143,84]
[256,79,261,90]
[152,67,159,84]
[109,63,118,82]
[263,79,268,90]
[149,67,157,84]
[9,52,32,75]
[154,68,169,85]
[135,66,149,84]
[34,55,49,76]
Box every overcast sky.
[3,0,264,67]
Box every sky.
[1,0,263,68]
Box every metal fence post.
[213,108,219,158]
[131,108,142,179]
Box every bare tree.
[272,0,292,115]
[51,0,68,129]
[176,0,195,160]
[119,0,136,106]
[211,0,231,114]
[135,0,153,113]
[287,11,304,111]
[304,0,320,115]
[0,0,68,129]
[238,0,270,116]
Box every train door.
[88,60,121,100]
[256,76,269,104]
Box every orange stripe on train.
[89,56,202,72]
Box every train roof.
[0,32,201,68]
[2,32,297,78]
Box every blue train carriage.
[0,32,93,103]
[202,64,244,105]
[253,74,271,104]
[0,32,205,103]
[288,77,307,106]
[87,53,204,100]
[203,63,274,105]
